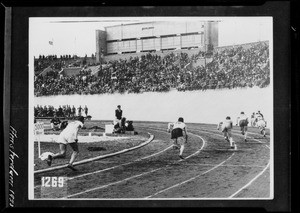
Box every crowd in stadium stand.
[34,54,84,75]
[35,105,88,118]
[34,41,269,96]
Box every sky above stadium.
[29,17,272,57]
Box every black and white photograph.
[3,3,293,210]
[29,16,273,200]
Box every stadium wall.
[34,86,272,125]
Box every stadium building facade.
[96,21,218,62]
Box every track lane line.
[34,144,173,189]
[34,129,174,189]
[34,133,154,174]
[68,145,173,180]
[228,161,270,198]
[65,132,206,198]
[145,153,235,198]
[196,127,271,198]
[195,128,270,150]
[191,127,268,146]
[65,168,162,199]
[145,126,271,199]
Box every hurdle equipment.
[34,122,44,159]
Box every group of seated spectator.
[34,105,88,118]
[113,117,135,134]
[34,41,270,96]
[34,54,82,76]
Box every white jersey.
[223,120,232,129]
[239,114,248,121]
[57,121,83,144]
[173,121,186,130]
[219,120,232,131]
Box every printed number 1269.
[41,177,65,187]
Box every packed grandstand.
[34,41,269,97]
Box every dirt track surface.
[33,121,271,199]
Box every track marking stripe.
[145,126,271,199]
[138,127,206,161]
[201,127,269,140]
[34,145,173,189]
[195,127,271,198]
[194,128,267,144]
[35,128,178,188]
[65,168,162,198]
[179,163,265,168]
[180,133,206,161]
[145,153,235,198]
[228,161,270,198]
[34,133,154,174]
[68,145,173,180]
[65,131,206,198]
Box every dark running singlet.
[171,128,183,139]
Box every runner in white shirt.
[237,112,249,142]
[250,112,256,127]
[217,116,236,149]
[168,117,188,159]
[255,112,267,137]
[47,116,85,171]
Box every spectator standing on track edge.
[115,105,123,127]
[78,105,82,116]
[84,105,88,117]
[72,105,76,118]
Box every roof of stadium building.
[104,21,155,29]
[103,20,220,29]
